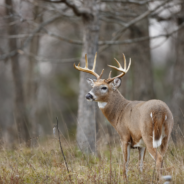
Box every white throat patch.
[98,102,107,109]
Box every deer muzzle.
[86,93,94,101]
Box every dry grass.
[0,137,183,184]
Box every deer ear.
[111,78,121,89]
[87,78,96,87]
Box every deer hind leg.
[121,141,131,179]
[146,146,163,180]
[160,136,172,182]
[160,136,169,171]
[160,136,169,157]
[138,147,146,172]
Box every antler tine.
[108,71,112,79]
[74,53,100,79]
[122,53,126,69]
[85,54,88,68]
[92,52,97,71]
[108,58,125,72]
[99,69,104,79]
[127,58,131,71]
[105,54,131,83]
[114,58,121,68]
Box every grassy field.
[0,136,183,184]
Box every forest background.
[0,0,184,183]
[0,0,184,153]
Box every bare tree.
[77,1,100,154]
[26,1,42,146]
[171,1,184,143]
[129,5,155,100]
[5,0,30,146]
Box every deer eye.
[101,87,107,90]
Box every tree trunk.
[26,1,42,147]
[171,3,184,144]
[77,1,100,154]
[5,0,30,146]
[129,5,155,100]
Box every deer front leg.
[138,147,146,172]
[121,142,131,179]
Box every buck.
[74,53,173,181]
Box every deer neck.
[98,90,128,127]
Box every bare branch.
[100,17,126,27]
[43,0,93,19]
[101,0,153,5]
[100,10,137,18]
[42,22,184,46]
[44,29,83,45]
[151,5,182,22]
[100,0,170,51]
[116,0,170,37]
[0,15,62,61]
[22,50,80,63]
[24,0,79,19]
[98,22,184,45]
[13,21,183,49]
[0,34,43,39]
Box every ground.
[0,137,183,184]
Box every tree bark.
[129,5,155,100]
[77,1,100,154]
[26,1,42,147]
[5,0,30,146]
[171,2,184,144]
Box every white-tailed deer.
[74,53,173,181]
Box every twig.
[56,117,72,183]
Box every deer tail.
[150,112,166,148]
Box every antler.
[105,54,131,83]
[74,53,104,80]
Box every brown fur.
[74,54,173,180]
[89,79,174,179]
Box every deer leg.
[146,146,163,180]
[138,147,146,172]
[159,137,172,183]
[160,136,169,157]
[160,136,169,174]
[121,142,130,179]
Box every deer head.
[74,53,131,102]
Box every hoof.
[162,175,172,184]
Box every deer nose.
[86,93,93,100]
